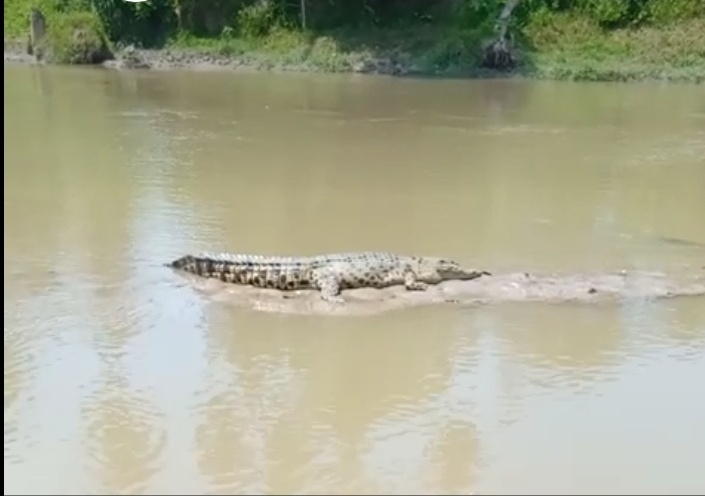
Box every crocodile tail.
[166,254,202,274]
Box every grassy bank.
[523,14,705,82]
[4,0,705,82]
[161,15,705,82]
[4,0,111,64]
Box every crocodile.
[166,251,491,303]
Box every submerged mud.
[173,269,705,316]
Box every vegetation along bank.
[4,0,705,82]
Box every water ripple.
[81,379,168,494]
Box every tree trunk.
[481,0,521,70]
[28,8,47,60]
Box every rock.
[352,59,376,74]
[104,45,151,70]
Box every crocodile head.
[418,257,491,282]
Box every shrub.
[47,10,112,63]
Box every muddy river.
[4,66,705,494]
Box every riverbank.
[5,16,705,83]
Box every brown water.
[4,65,705,495]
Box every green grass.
[522,12,705,82]
[4,0,37,38]
[46,11,111,64]
[5,0,111,64]
[166,28,362,72]
[164,24,498,75]
[163,17,705,82]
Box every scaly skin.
[166,251,491,303]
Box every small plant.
[237,0,280,39]
[221,25,235,39]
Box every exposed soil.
[4,40,422,76]
[174,269,705,316]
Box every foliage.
[3,0,704,81]
[6,0,704,45]
[46,10,112,63]
[236,0,283,38]
[3,0,111,63]
[91,0,175,45]
[647,0,705,24]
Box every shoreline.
[3,38,517,79]
[5,32,705,83]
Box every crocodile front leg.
[404,270,428,291]
[312,269,345,303]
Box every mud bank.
[174,270,705,317]
[4,40,429,76]
[4,39,34,64]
